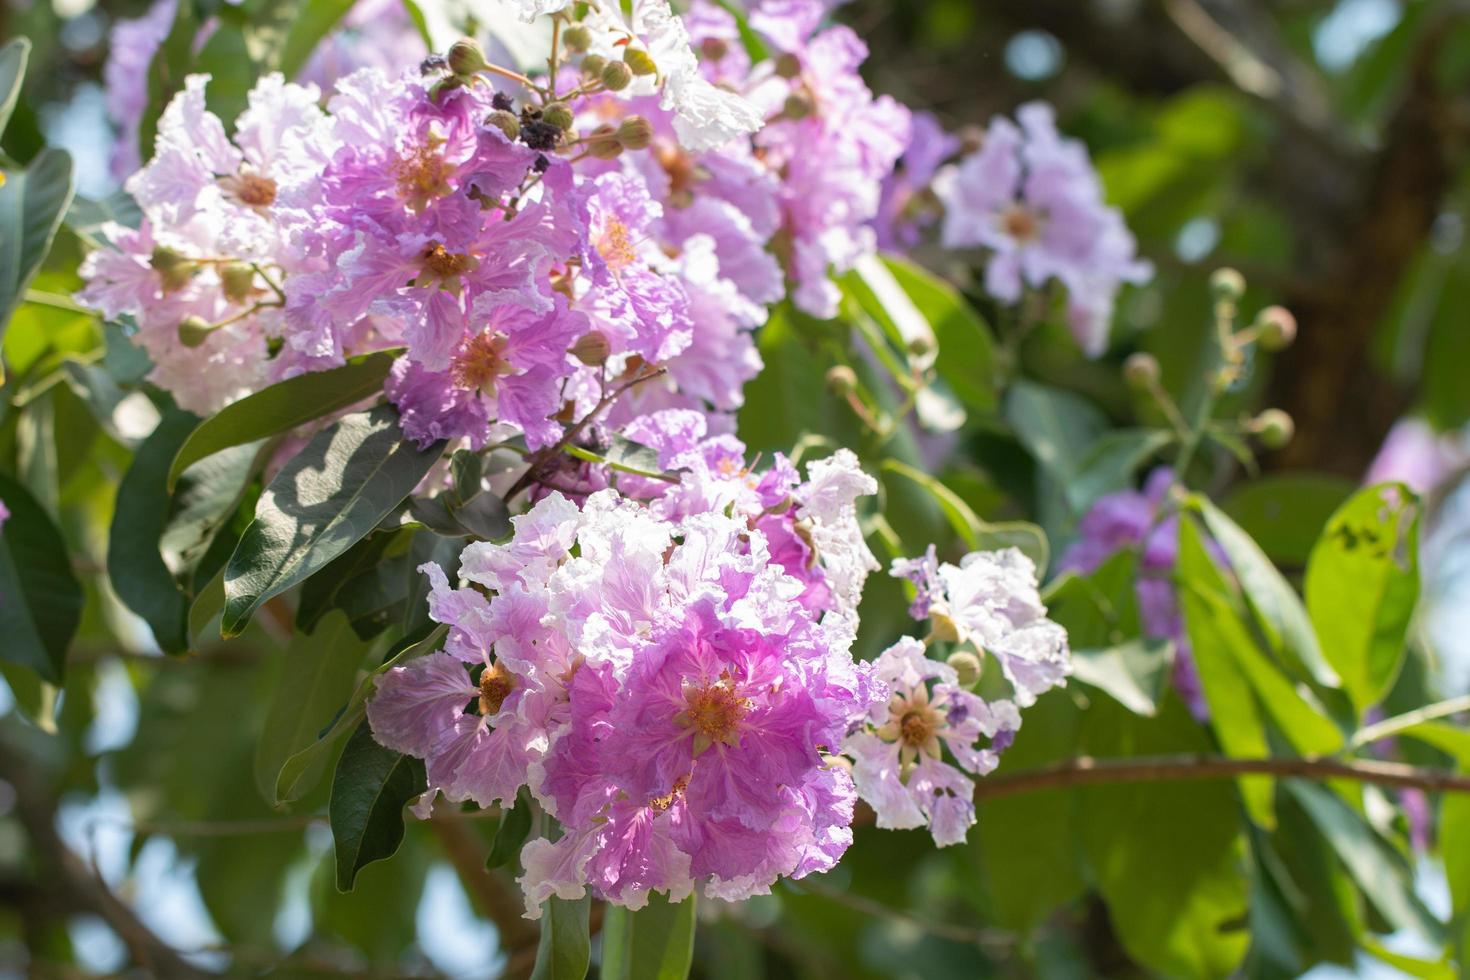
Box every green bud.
[447,38,490,77]
[623,47,657,76]
[150,246,197,292]
[570,331,611,366]
[774,52,802,79]
[586,124,624,160]
[1254,305,1296,351]
[601,59,634,92]
[825,364,858,396]
[946,651,983,688]
[542,102,575,131]
[1255,408,1294,450]
[580,53,608,78]
[1210,267,1246,303]
[486,109,520,141]
[616,115,654,150]
[561,24,592,54]
[1122,351,1161,391]
[782,92,814,120]
[178,315,215,348]
[219,263,256,304]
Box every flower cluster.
[849,546,1069,846]
[82,0,919,457]
[889,102,1152,357]
[366,449,884,913]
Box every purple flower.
[935,102,1151,356]
[1366,417,1467,496]
[843,637,1020,846]
[875,111,960,251]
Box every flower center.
[596,218,638,273]
[899,710,935,748]
[478,662,517,716]
[451,331,513,392]
[649,773,691,812]
[422,241,475,281]
[222,172,278,208]
[677,673,750,754]
[392,139,455,210]
[879,687,945,765]
[1000,204,1042,243]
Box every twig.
[788,879,1012,949]
[971,754,1470,800]
[1349,695,1470,751]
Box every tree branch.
[971,753,1470,800]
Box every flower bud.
[1255,408,1294,449]
[774,52,802,79]
[580,53,607,78]
[178,315,214,348]
[782,92,813,120]
[542,102,575,131]
[485,108,520,141]
[570,331,611,366]
[1209,267,1246,303]
[946,651,983,688]
[1254,305,1296,351]
[447,38,489,77]
[907,333,936,359]
[617,115,654,150]
[825,364,858,396]
[623,47,657,76]
[150,246,197,292]
[219,263,256,304]
[699,37,729,61]
[929,612,960,645]
[601,59,634,91]
[561,24,591,54]
[1122,351,1160,391]
[586,124,624,160]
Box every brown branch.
[0,742,214,977]
[971,754,1470,800]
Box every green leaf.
[1221,473,1355,568]
[254,610,372,806]
[161,440,264,583]
[486,788,535,869]
[1071,637,1175,717]
[972,689,1085,934]
[1079,695,1250,978]
[188,565,227,649]
[1285,780,1444,944]
[1305,483,1421,714]
[881,254,999,415]
[0,148,77,333]
[195,27,255,129]
[108,408,200,654]
[275,624,444,805]
[1193,496,1341,689]
[601,893,697,980]
[278,0,357,78]
[0,38,29,138]
[222,405,443,637]
[1177,516,1276,827]
[530,895,591,980]
[880,458,1049,571]
[1004,379,1109,490]
[1066,428,1174,515]
[65,189,143,241]
[331,721,427,891]
[0,472,82,683]
[167,350,399,490]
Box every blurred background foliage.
[3,0,1470,977]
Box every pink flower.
[935,102,1151,356]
